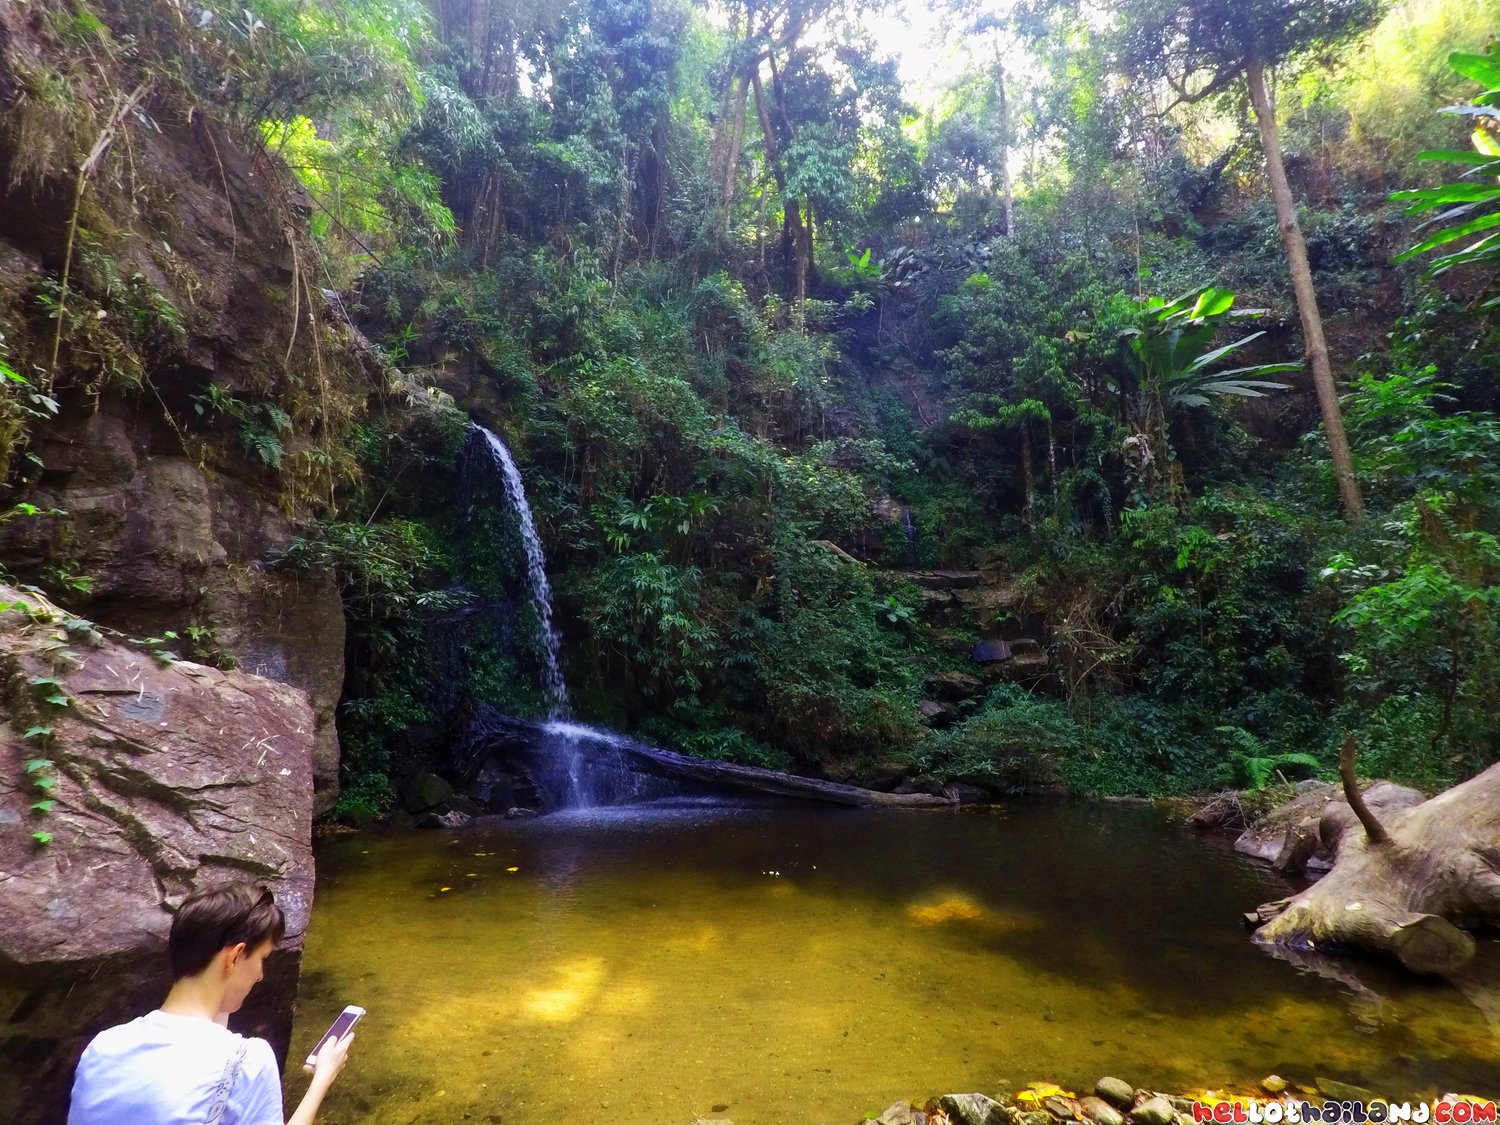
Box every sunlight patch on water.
[523,956,607,1022]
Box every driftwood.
[606,738,955,808]
[459,708,955,810]
[1251,740,1500,975]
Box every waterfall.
[467,426,648,808]
[468,426,568,718]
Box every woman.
[68,882,354,1125]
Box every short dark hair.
[169,882,286,979]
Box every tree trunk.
[996,55,1014,239]
[1251,760,1500,974]
[1244,54,1364,518]
[744,69,804,309]
[720,76,749,218]
[1019,423,1036,527]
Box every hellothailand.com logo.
[1192,1097,1497,1124]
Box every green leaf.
[1193,379,1290,397]
[1414,149,1500,167]
[44,693,71,707]
[1210,362,1302,378]
[1448,51,1500,89]
[1395,211,1500,262]
[33,776,57,791]
[1186,287,1234,319]
[24,758,53,773]
[31,799,56,813]
[1391,183,1500,209]
[32,831,52,846]
[23,725,52,740]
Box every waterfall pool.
[288,801,1500,1124]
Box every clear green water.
[288,800,1500,1124]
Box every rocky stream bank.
[700,1076,1496,1125]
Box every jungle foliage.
[9,0,1500,815]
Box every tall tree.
[1090,0,1382,516]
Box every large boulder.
[0,587,317,1125]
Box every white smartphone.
[304,1004,364,1068]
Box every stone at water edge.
[1044,1095,1081,1119]
[1130,1096,1176,1125]
[1094,1079,1136,1111]
[1315,1079,1376,1102]
[1261,1076,1288,1095]
[877,1100,925,1125]
[402,770,454,813]
[940,1092,1011,1125]
[416,809,472,829]
[1081,1096,1126,1125]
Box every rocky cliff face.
[0,0,375,811]
[0,586,317,1124]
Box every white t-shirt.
[68,1009,284,1125]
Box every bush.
[913,685,1083,791]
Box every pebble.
[1044,1096,1079,1120]
[1095,1079,1136,1110]
[1131,1095,1177,1125]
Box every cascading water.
[469,425,568,718]
[466,425,643,808]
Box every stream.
[288,800,1500,1124]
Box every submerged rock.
[1315,1079,1376,1102]
[0,586,316,1124]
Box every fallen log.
[1252,740,1500,975]
[459,708,956,810]
[606,737,956,808]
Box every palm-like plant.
[1119,286,1298,502]
[1392,47,1500,310]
